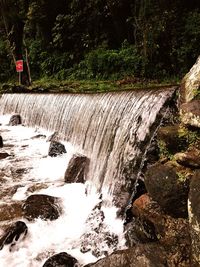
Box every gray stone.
[180,100,200,128]
[179,56,200,104]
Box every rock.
[180,100,200,128]
[0,202,23,221]
[179,56,200,104]
[188,170,200,265]
[174,148,200,168]
[31,134,46,139]
[0,152,10,159]
[84,244,167,267]
[125,194,190,266]
[125,217,158,246]
[48,141,66,157]
[157,125,188,156]
[0,221,28,251]
[144,163,189,218]
[42,252,78,267]
[64,153,89,183]
[0,136,3,148]
[23,194,61,221]
[9,114,22,126]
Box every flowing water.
[0,88,175,266]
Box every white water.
[0,89,175,196]
[0,115,125,267]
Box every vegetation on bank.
[0,76,179,94]
[0,0,199,91]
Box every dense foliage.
[0,0,200,83]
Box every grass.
[0,76,180,94]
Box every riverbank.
[0,77,180,94]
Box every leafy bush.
[0,40,14,81]
[71,43,142,80]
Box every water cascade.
[0,88,176,267]
[0,88,175,197]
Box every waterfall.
[0,88,175,197]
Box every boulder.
[9,114,22,126]
[179,56,200,104]
[174,148,200,168]
[180,100,200,128]
[64,153,89,183]
[0,152,10,159]
[22,194,61,221]
[48,141,66,157]
[144,163,189,218]
[84,244,167,267]
[0,136,3,148]
[42,252,78,267]
[157,125,188,156]
[125,194,190,266]
[0,221,28,251]
[188,170,200,265]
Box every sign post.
[16,60,23,85]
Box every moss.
[158,140,174,160]
[178,126,200,147]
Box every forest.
[0,0,200,85]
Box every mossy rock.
[144,163,190,218]
[157,125,188,157]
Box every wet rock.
[174,148,200,168]
[188,170,200,265]
[31,134,46,139]
[0,136,3,148]
[23,194,61,221]
[0,221,28,251]
[125,194,191,266]
[48,141,66,157]
[80,202,118,257]
[125,217,157,246]
[27,183,49,193]
[180,100,200,128]
[0,202,23,221]
[0,152,10,159]
[64,153,89,183]
[144,163,189,218]
[9,114,22,126]
[179,56,200,104]
[84,243,167,267]
[11,167,32,180]
[42,252,78,267]
[157,125,188,156]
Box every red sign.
[16,60,23,72]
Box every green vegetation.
[0,0,200,88]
